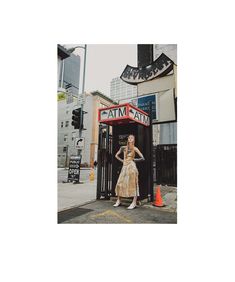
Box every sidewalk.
[58,180,97,212]
[58,180,177,223]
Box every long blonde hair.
[125,135,135,157]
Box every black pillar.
[137,44,153,67]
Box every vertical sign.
[67,156,82,182]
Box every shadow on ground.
[58,200,177,224]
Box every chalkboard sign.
[67,155,82,182]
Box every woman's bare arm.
[115,147,124,163]
[134,147,145,162]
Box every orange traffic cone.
[153,185,164,207]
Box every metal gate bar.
[97,125,113,200]
[155,144,177,186]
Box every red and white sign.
[98,103,150,127]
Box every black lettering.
[134,111,140,120]
[108,109,114,118]
[119,107,126,117]
[113,108,118,118]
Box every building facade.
[57,45,70,89]
[154,44,177,64]
[57,91,115,167]
[58,51,81,96]
[110,77,137,102]
[153,44,177,145]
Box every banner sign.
[99,105,127,120]
[131,94,157,120]
[120,53,174,85]
[57,92,66,101]
[98,103,150,127]
[67,156,82,182]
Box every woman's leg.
[113,196,121,207]
[127,196,137,209]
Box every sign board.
[158,89,176,123]
[119,94,157,121]
[75,137,85,149]
[118,134,129,146]
[119,89,176,124]
[120,53,174,85]
[57,92,66,101]
[67,156,82,182]
[98,103,150,127]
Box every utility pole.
[78,44,87,157]
[62,45,87,184]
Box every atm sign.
[99,103,150,127]
[100,106,127,120]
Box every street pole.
[78,44,87,157]
[60,60,65,88]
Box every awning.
[98,103,150,127]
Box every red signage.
[98,103,150,127]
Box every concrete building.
[110,77,137,102]
[153,44,177,145]
[58,96,79,167]
[154,44,177,64]
[57,91,115,167]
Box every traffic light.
[72,108,82,129]
[71,108,87,130]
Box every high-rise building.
[110,77,137,103]
[57,45,70,89]
[58,52,81,96]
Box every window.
[64,134,68,142]
[71,132,76,141]
[63,147,67,153]
[65,121,69,127]
[61,122,64,128]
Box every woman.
[113,135,145,209]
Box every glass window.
[61,121,64,128]
[71,132,76,141]
[63,147,67,152]
[64,135,68,142]
[65,121,69,127]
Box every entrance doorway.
[97,103,153,201]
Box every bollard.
[89,168,95,181]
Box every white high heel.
[127,203,136,210]
[113,201,121,207]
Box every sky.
[65,44,137,97]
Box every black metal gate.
[96,125,113,199]
[154,144,177,186]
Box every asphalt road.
[58,200,177,224]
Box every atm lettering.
[118,107,126,117]
[113,108,118,118]
[134,111,140,120]
[108,109,114,118]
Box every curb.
[58,199,97,213]
[142,203,177,213]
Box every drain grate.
[58,207,93,223]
